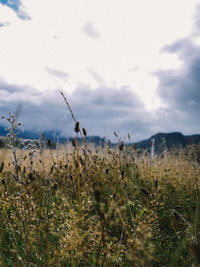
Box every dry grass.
[0,107,200,266]
[0,141,200,266]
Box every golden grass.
[0,142,200,266]
[1,104,200,266]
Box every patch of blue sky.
[0,0,30,20]
[0,0,21,11]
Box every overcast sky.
[0,0,200,141]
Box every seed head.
[114,131,118,137]
[119,142,124,151]
[72,138,76,147]
[82,128,87,136]
[47,138,52,147]
[121,169,125,180]
[75,121,80,133]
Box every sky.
[0,0,200,141]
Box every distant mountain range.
[0,125,200,151]
[0,125,105,147]
[0,125,62,141]
[134,132,200,152]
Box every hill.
[134,132,200,152]
[1,124,200,151]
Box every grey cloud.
[0,79,40,104]
[0,79,32,93]
[2,42,200,140]
[0,79,156,141]
[82,22,100,39]
[3,67,199,142]
[0,85,69,133]
[63,84,154,140]
[161,38,199,60]
[155,24,200,135]
[157,42,200,110]
[46,67,69,81]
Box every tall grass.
[0,106,200,266]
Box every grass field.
[0,111,200,266]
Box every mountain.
[0,125,106,147]
[0,125,62,141]
[134,132,200,152]
[1,124,200,151]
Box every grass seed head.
[47,138,52,147]
[114,131,118,137]
[121,169,125,180]
[119,141,124,151]
[72,138,76,147]
[75,121,80,133]
[82,128,87,136]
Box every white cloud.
[1,0,198,100]
[1,0,200,138]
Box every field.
[0,113,200,266]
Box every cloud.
[0,0,198,104]
[161,38,199,60]
[1,64,200,141]
[0,81,68,132]
[82,21,100,39]
[1,0,200,141]
[155,26,200,135]
[0,78,157,141]
[0,78,27,93]
[46,67,69,81]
